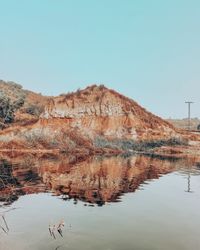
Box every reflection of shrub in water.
[0,159,41,206]
[0,160,23,206]
[0,160,19,189]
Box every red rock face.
[0,85,179,152]
[40,85,177,141]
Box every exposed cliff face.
[40,85,177,141]
[0,84,183,153]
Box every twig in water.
[0,225,7,234]
[2,216,9,231]
[52,225,56,239]
[55,245,62,250]
[48,224,52,237]
[57,220,65,238]
[57,227,63,237]
[49,220,65,239]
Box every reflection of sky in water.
[0,156,200,250]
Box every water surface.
[0,154,200,250]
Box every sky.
[0,0,200,118]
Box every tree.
[0,92,25,129]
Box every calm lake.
[0,154,200,250]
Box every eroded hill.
[1,82,199,156]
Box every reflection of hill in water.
[0,154,200,206]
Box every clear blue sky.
[0,0,199,118]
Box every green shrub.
[0,92,25,126]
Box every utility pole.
[185,101,194,131]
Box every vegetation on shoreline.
[94,136,188,152]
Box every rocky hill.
[0,83,189,155]
[41,85,176,140]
